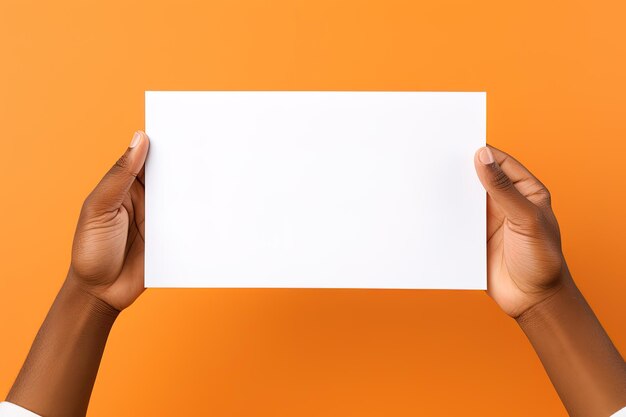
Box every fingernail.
[129,131,142,149]
[479,147,494,165]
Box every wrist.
[514,271,626,416]
[60,274,120,326]
[515,272,579,329]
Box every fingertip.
[478,146,495,165]
[129,131,141,148]
[130,130,149,148]
[473,148,491,190]
[474,146,495,179]
[129,131,150,163]
[140,130,150,145]
[122,130,149,173]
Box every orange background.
[1,1,625,416]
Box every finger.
[474,146,537,223]
[488,146,551,208]
[138,165,145,187]
[130,180,145,239]
[87,131,150,213]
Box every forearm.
[6,275,118,417]
[517,272,626,417]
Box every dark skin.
[6,134,626,416]
[69,131,148,311]
[7,131,149,416]
[474,146,626,416]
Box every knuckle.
[115,153,130,170]
[528,185,552,207]
[114,153,138,178]
[80,196,105,220]
[492,168,514,191]
[80,195,95,216]
[81,188,111,216]
[538,188,551,206]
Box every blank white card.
[145,91,486,289]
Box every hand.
[68,131,150,311]
[474,146,567,318]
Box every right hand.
[474,146,568,318]
[69,131,150,312]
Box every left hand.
[68,131,149,311]
[473,145,566,318]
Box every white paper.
[145,91,486,289]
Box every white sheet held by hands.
[145,91,486,289]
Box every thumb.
[87,131,150,213]
[474,146,535,222]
